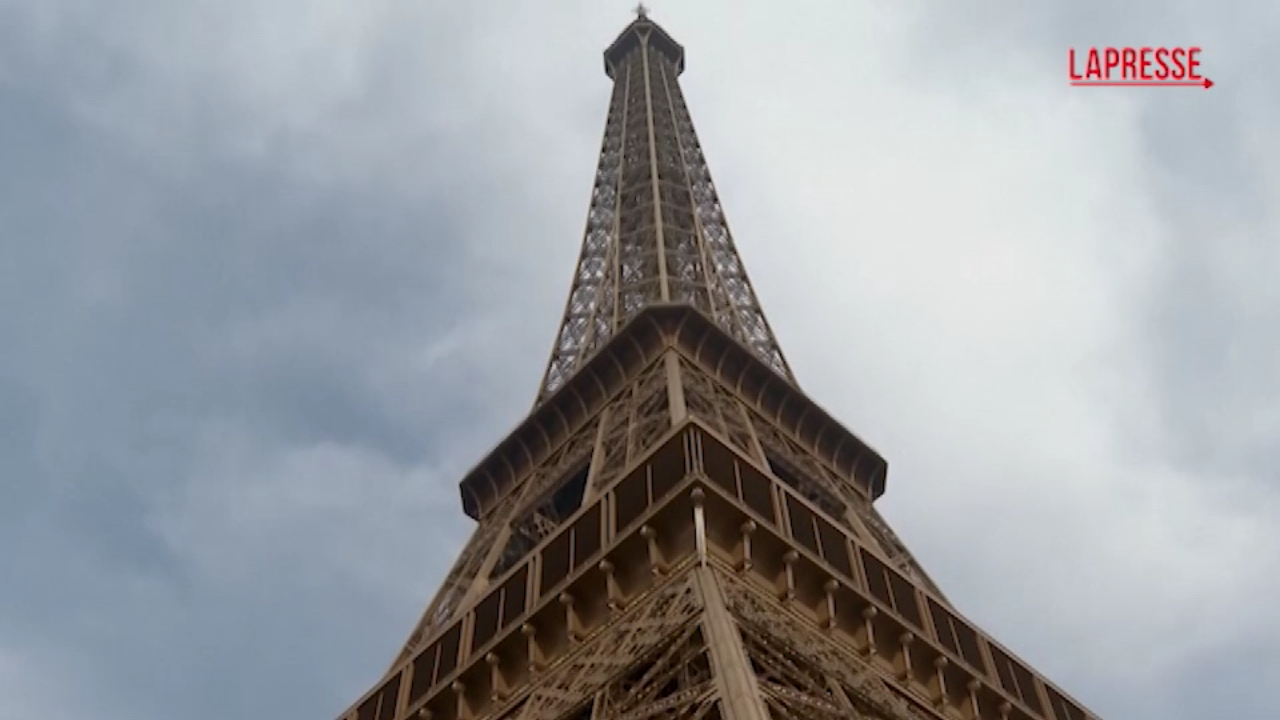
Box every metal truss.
[854,503,948,601]
[348,15,1103,720]
[588,357,672,495]
[394,353,675,667]
[508,573,705,720]
[538,14,793,405]
[424,561,916,720]
[347,396,1102,720]
[488,563,926,720]
[674,356,948,602]
[715,569,926,720]
[393,414,601,668]
[396,338,945,671]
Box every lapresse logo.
[1069,47,1213,89]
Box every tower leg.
[691,566,771,720]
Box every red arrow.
[1070,78,1213,89]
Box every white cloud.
[0,647,93,720]
[152,427,465,605]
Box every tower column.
[665,351,688,425]
[641,39,671,303]
[692,566,772,720]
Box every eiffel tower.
[335,10,1102,720]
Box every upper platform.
[603,10,685,78]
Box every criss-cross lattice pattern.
[594,622,716,720]
[678,357,759,458]
[714,570,926,720]
[538,15,792,404]
[590,357,673,493]
[511,574,704,720]
[395,352,680,667]
[394,414,603,666]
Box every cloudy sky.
[1,1,1276,719]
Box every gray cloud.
[1,1,1275,720]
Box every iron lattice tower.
[335,12,1102,720]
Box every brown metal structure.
[334,11,1103,720]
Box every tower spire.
[536,12,793,405]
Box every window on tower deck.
[490,463,591,579]
[765,452,846,521]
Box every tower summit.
[333,14,1103,720]
[541,8,785,405]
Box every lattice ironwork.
[538,14,792,404]
[493,417,602,579]
[492,354,672,581]
[749,414,852,520]
[395,414,603,665]
[401,487,521,658]
[590,356,672,493]
[678,358,760,459]
[511,573,704,720]
[714,569,924,720]
[399,348,681,666]
[594,622,716,720]
[347,14,1105,720]
[744,407,945,602]
[852,501,945,600]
